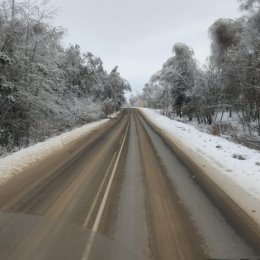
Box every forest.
[0,0,130,155]
[134,0,260,139]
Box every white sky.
[52,0,241,94]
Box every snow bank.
[108,111,121,119]
[139,108,260,222]
[0,119,109,186]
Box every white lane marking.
[82,152,117,229]
[81,122,130,260]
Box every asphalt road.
[0,109,258,260]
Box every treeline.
[0,0,130,154]
[136,0,260,136]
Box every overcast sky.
[52,0,241,94]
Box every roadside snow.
[139,108,260,203]
[0,119,109,186]
[108,111,121,119]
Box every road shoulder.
[138,108,260,254]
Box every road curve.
[0,109,258,260]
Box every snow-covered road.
[0,109,258,259]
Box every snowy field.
[139,108,260,222]
[0,118,109,186]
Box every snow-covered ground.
[0,118,109,186]
[169,111,260,150]
[139,108,260,223]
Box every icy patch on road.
[0,119,109,186]
[139,108,260,201]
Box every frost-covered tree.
[146,43,198,117]
[189,64,221,124]
[102,66,131,111]
[142,0,260,135]
[239,0,260,12]
[209,7,260,134]
[0,0,130,154]
[209,19,243,66]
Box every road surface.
[0,109,258,259]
